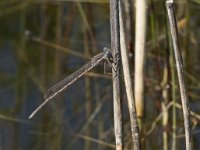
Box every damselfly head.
[103,47,111,54]
[103,47,113,61]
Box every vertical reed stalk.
[162,102,168,150]
[165,3,176,149]
[38,1,48,149]
[123,0,134,57]
[161,64,169,150]
[55,2,62,80]
[53,2,64,149]
[110,0,123,149]
[170,36,177,150]
[83,10,92,149]
[134,0,147,128]
[184,0,190,76]
[77,2,97,51]
[96,83,104,150]
[39,0,48,87]
[13,4,27,149]
[166,1,192,149]
[119,2,141,150]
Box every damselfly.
[29,47,112,119]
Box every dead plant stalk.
[119,1,141,150]
[134,0,147,126]
[166,1,192,150]
[110,0,123,149]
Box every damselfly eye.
[103,47,109,53]
[103,47,112,56]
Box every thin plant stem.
[29,36,90,60]
[110,0,123,149]
[162,15,171,148]
[166,1,192,150]
[161,64,169,150]
[76,2,97,51]
[119,1,141,150]
[134,0,147,128]
[52,2,64,149]
[83,10,92,149]
[169,23,177,150]
[13,5,27,149]
[123,0,134,58]
[67,87,110,149]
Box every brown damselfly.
[29,47,112,119]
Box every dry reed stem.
[119,1,141,150]
[134,0,147,119]
[110,0,123,149]
[166,1,192,150]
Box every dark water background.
[0,0,200,150]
